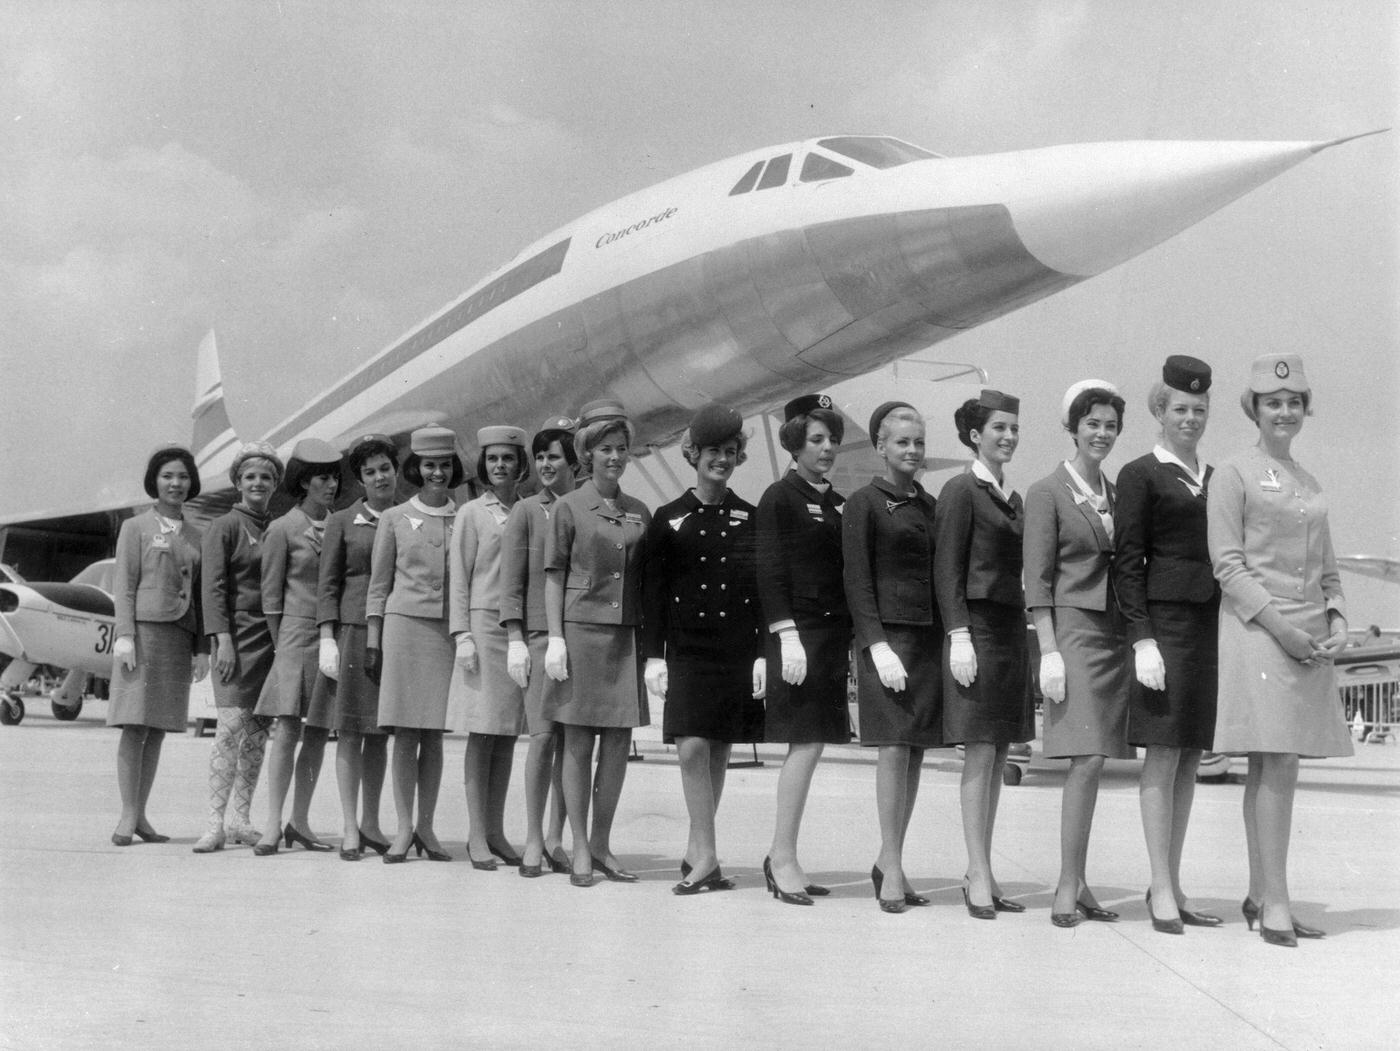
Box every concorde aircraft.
[189,131,1379,488]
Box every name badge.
[806,503,823,516]
[151,534,170,550]
[729,509,749,521]
[625,512,643,525]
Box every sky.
[1,0,1396,619]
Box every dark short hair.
[348,438,399,478]
[952,399,994,451]
[1065,388,1126,435]
[402,452,466,489]
[531,428,579,467]
[475,443,530,486]
[144,446,201,500]
[778,407,844,454]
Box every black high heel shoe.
[1260,924,1298,948]
[253,830,280,857]
[1050,909,1082,928]
[359,829,390,856]
[763,856,813,906]
[339,844,363,862]
[961,882,996,921]
[518,857,544,878]
[992,896,1025,913]
[672,865,734,895]
[569,855,594,888]
[591,855,639,883]
[871,866,908,914]
[489,842,523,867]
[383,847,408,864]
[466,848,497,871]
[284,824,334,852]
[546,848,571,875]
[1242,897,1324,939]
[412,833,452,862]
[1145,889,1184,935]
[1075,896,1119,922]
[133,827,170,844]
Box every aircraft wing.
[1337,555,1400,583]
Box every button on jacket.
[756,471,848,626]
[546,480,650,626]
[641,489,761,660]
[1113,452,1219,644]
[261,507,325,619]
[497,488,558,633]
[201,505,269,635]
[843,476,940,651]
[365,498,454,621]
[113,509,203,641]
[316,499,382,628]
[933,469,1024,630]
[448,491,512,637]
[1024,463,1117,612]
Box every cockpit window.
[729,161,763,196]
[756,154,791,190]
[799,153,854,183]
[817,136,937,169]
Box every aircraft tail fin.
[191,330,240,481]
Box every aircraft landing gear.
[1,693,25,725]
[50,670,86,721]
[51,697,82,720]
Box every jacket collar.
[869,475,930,509]
[782,469,840,504]
[1053,462,1113,552]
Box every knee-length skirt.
[856,623,942,748]
[1213,595,1352,758]
[332,623,386,735]
[377,613,453,731]
[1041,605,1133,760]
[211,609,274,710]
[447,609,526,735]
[763,617,852,746]
[255,614,334,727]
[661,632,764,744]
[942,600,1033,745]
[522,630,569,735]
[545,623,648,729]
[107,621,196,733]
[1128,599,1219,750]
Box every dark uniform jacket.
[317,499,383,629]
[1114,452,1219,644]
[201,505,270,636]
[640,489,762,661]
[842,476,940,652]
[756,471,848,629]
[933,469,1024,631]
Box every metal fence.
[1338,643,1400,744]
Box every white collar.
[1153,445,1207,487]
[1062,460,1107,503]
[970,459,1013,503]
[409,494,456,518]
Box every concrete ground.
[1,697,1396,1050]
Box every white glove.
[869,641,907,692]
[1039,651,1066,704]
[644,658,668,698]
[545,636,569,681]
[318,637,340,680]
[948,628,977,688]
[114,636,137,671]
[1133,640,1166,692]
[506,641,531,689]
[192,653,210,683]
[778,628,807,685]
[752,658,766,698]
[455,634,478,673]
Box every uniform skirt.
[662,633,764,744]
[763,618,852,746]
[333,624,385,735]
[942,601,1033,745]
[1213,595,1352,757]
[212,609,274,710]
[377,613,453,731]
[255,614,334,727]
[448,609,525,735]
[1128,599,1219,751]
[856,623,942,748]
[522,630,568,735]
[1041,605,1133,760]
[546,623,648,729]
[107,621,196,733]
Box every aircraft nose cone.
[1001,139,1346,277]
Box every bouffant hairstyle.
[402,452,466,489]
[1148,381,1210,419]
[348,438,399,479]
[680,428,749,467]
[1065,387,1126,436]
[952,399,994,452]
[574,418,634,473]
[144,446,202,501]
[475,442,530,487]
[778,407,844,454]
[531,428,580,467]
[1243,389,1312,423]
[875,406,922,446]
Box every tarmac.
[1,695,1396,1051]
